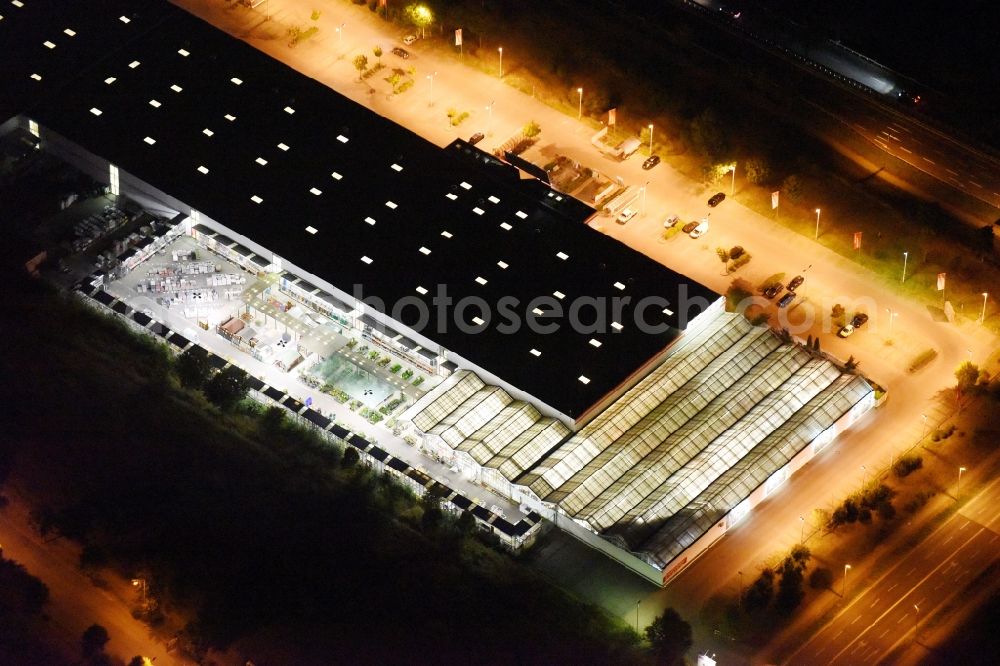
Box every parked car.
[391,47,410,59]
[777,292,796,308]
[403,34,417,45]
[468,132,485,145]
[729,246,745,259]
[708,192,726,207]
[787,275,805,291]
[838,324,855,338]
[763,283,782,299]
[682,221,699,234]
[689,219,709,238]
[663,214,680,228]
[616,207,637,224]
[642,155,661,170]
[851,313,869,328]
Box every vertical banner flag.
[455,28,462,46]
[771,191,779,210]
[608,108,617,126]
[937,272,946,291]
[853,231,862,250]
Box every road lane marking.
[923,157,936,164]
[970,181,983,188]
[906,567,917,576]
[875,139,890,150]
[944,536,954,545]
[870,598,880,608]
[946,168,959,176]
[900,146,912,154]
[878,628,890,639]
[887,583,898,592]
[851,615,861,625]
[897,613,908,624]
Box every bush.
[412,375,425,386]
[908,348,938,373]
[730,252,752,270]
[662,224,683,240]
[390,363,402,374]
[744,568,774,612]
[401,369,414,380]
[523,120,541,138]
[892,454,923,478]
[341,446,360,468]
[808,567,833,590]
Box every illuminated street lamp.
[913,604,920,642]
[885,307,898,337]
[799,515,805,544]
[901,251,908,284]
[486,100,494,134]
[640,181,650,215]
[814,208,821,240]
[577,87,583,119]
[957,466,966,499]
[131,578,148,609]
[498,47,503,79]
[921,413,928,438]
[842,564,851,597]
[980,292,989,324]
[737,570,744,609]
[861,465,867,489]
[648,123,654,154]
[426,70,436,93]
[336,23,346,44]
[635,599,641,633]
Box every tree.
[744,156,771,185]
[373,45,383,65]
[644,607,693,665]
[809,567,833,590]
[175,347,210,390]
[716,247,731,274]
[844,355,859,372]
[781,174,803,202]
[204,366,249,411]
[421,497,443,533]
[456,509,476,535]
[353,54,369,79]
[404,3,433,38]
[688,109,728,160]
[956,361,980,393]
[341,446,360,468]
[81,624,110,658]
[744,568,775,612]
[522,120,541,138]
[831,303,845,325]
[259,405,286,436]
[127,658,146,666]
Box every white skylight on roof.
[63,28,76,37]
[283,106,295,114]
[30,73,41,81]
[530,349,541,357]
[43,40,55,49]
[331,172,343,180]
[532,307,544,316]
[556,195,564,201]
[309,187,322,196]
[415,286,428,295]
[385,201,397,209]
[336,134,349,143]
[177,48,190,57]
[143,136,156,145]
[128,60,140,69]
[305,226,318,235]
[391,163,403,172]
[445,193,458,201]
[202,128,214,137]
[488,195,500,204]
[515,210,528,219]
[224,113,235,121]
[472,316,485,326]
[472,207,484,215]
[249,158,265,167]
[497,260,508,269]
[613,281,626,290]
[360,255,373,264]
[459,181,472,190]
[441,230,452,238]
[170,84,182,93]
[500,222,512,231]
[578,375,591,385]
[277,142,289,151]
[364,217,376,226]
[475,276,488,285]
[119,15,130,24]
[589,339,602,348]
[89,107,102,116]
[104,76,116,84]
[419,247,431,255]
[556,251,569,260]
[197,165,209,174]
[250,195,263,204]
[553,290,565,299]
[230,77,243,85]
[11,0,22,7]
[662,307,674,316]
[149,99,161,108]
[611,321,623,331]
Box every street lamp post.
[730,163,736,196]
[958,466,966,499]
[814,208,821,240]
[577,87,583,120]
[132,578,147,609]
[641,181,649,215]
[738,570,744,608]
[486,100,494,134]
[921,413,928,438]
[648,123,654,154]
[799,515,805,544]
[498,46,503,79]
[901,251,908,284]
[426,71,436,93]
[842,564,851,597]
[980,292,989,324]
[913,604,920,642]
[337,22,346,44]
[861,465,867,489]
[635,600,641,633]
[886,308,898,337]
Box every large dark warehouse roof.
[1,0,718,419]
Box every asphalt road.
[787,473,1000,665]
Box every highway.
[787,473,1000,665]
